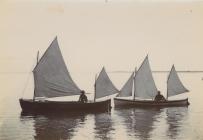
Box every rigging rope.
[21,72,32,98]
[21,60,36,98]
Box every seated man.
[154,91,166,102]
[79,90,88,103]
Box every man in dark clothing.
[79,90,88,103]
[154,91,166,102]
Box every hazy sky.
[0,0,203,91]
[1,0,203,73]
[0,0,202,100]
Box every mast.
[133,67,137,100]
[166,72,169,100]
[37,50,39,64]
[166,65,173,100]
[33,51,39,101]
[94,74,97,102]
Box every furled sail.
[33,37,81,98]
[134,56,158,99]
[95,67,119,99]
[117,72,134,97]
[167,65,189,97]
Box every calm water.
[0,73,203,140]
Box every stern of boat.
[186,98,190,105]
[19,98,37,112]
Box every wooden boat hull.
[114,98,189,108]
[19,99,111,113]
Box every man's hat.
[81,90,85,94]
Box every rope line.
[21,60,36,98]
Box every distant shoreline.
[1,71,203,74]
[108,71,203,73]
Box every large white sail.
[167,65,189,97]
[33,37,81,98]
[134,56,158,99]
[95,67,119,99]
[117,72,134,97]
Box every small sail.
[167,65,189,97]
[95,67,119,99]
[33,37,81,98]
[117,72,134,97]
[134,56,158,99]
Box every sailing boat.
[19,37,115,113]
[114,55,189,107]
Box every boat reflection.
[19,106,188,140]
[94,113,114,140]
[166,107,188,139]
[20,111,87,140]
[115,107,163,139]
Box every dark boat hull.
[114,98,189,108]
[19,99,111,113]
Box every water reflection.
[94,113,114,140]
[115,107,163,140]
[20,112,87,140]
[19,107,189,140]
[166,107,188,139]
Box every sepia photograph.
[0,0,203,139]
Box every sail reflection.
[20,112,87,140]
[116,107,162,140]
[94,113,114,140]
[166,107,188,139]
